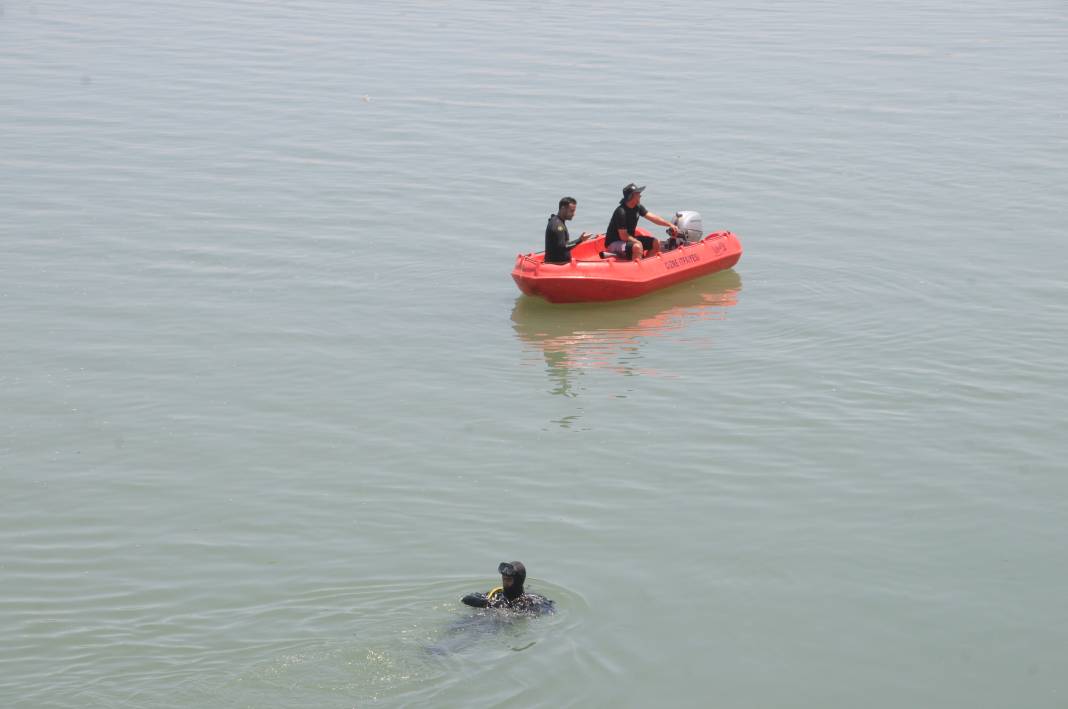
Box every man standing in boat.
[604,183,678,260]
[545,196,592,264]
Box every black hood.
[500,560,526,600]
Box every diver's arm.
[523,594,555,614]
[461,593,489,608]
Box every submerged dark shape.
[461,561,555,615]
[426,562,554,656]
[425,609,524,656]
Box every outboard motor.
[663,211,703,251]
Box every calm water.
[2,0,1067,706]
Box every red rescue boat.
[511,228,743,303]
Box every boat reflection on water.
[511,270,742,397]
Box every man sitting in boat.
[545,196,592,264]
[604,183,678,260]
[461,561,554,615]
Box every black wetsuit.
[544,214,573,264]
[464,588,555,615]
[462,561,553,615]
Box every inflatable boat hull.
[511,230,742,303]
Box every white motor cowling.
[671,211,704,241]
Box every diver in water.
[461,561,554,615]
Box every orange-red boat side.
[511,231,742,303]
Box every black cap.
[622,183,645,198]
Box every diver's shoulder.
[517,593,555,614]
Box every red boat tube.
[511,229,743,303]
